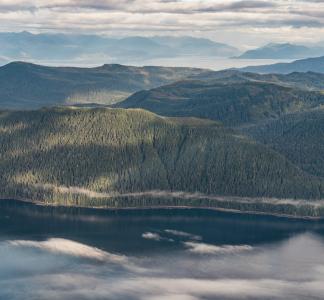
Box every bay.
[1,199,323,300]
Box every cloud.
[9,238,126,263]
[0,0,324,46]
[0,1,277,14]
[1,233,324,299]
[142,232,174,242]
[1,273,318,299]
[196,1,277,13]
[30,185,324,217]
[164,229,201,241]
[142,232,162,241]
[183,241,253,254]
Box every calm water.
[0,57,292,70]
[1,199,324,300]
[131,57,292,70]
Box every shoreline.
[1,196,322,221]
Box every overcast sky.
[1,0,324,48]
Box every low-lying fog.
[0,57,292,70]
[1,200,324,300]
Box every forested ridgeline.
[4,61,324,113]
[0,62,206,109]
[243,108,324,178]
[117,80,324,127]
[1,107,324,217]
[189,70,324,91]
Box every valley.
[1,58,324,218]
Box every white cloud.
[164,229,202,240]
[2,233,324,299]
[142,232,162,241]
[184,241,253,254]
[0,1,324,46]
[9,238,127,263]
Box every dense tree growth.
[0,62,205,109]
[118,80,324,126]
[1,107,324,217]
[243,108,324,178]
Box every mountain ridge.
[117,78,324,126]
[237,43,324,59]
[0,61,207,109]
[1,107,324,216]
[240,55,324,74]
[0,32,239,66]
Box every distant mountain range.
[0,32,239,66]
[240,55,324,74]
[237,43,324,59]
[151,36,238,57]
[189,69,324,90]
[0,61,206,109]
[117,77,324,126]
[3,61,324,111]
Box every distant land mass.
[0,31,239,66]
[117,77,324,126]
[182,69,324,91]
[151,36,239,57]
[2,60,324,217]
[3,60,324,122]
[0,61,207,109]
[237,43,324,60]
[1,107,324,217]
[240,56,324,74]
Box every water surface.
[0,57,292,70]
[1,199,324,300]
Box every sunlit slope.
[1,107,323,207]
[0,62,205,109]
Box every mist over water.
[0,57,292,70]
[131,57,293,71]
[1,200,324,300]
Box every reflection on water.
[1,199,324,300]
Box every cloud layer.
[2,233,324,299]
[9,238,126,262]
[184,241,253,254]
[1,0,324,47]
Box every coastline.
[1,196,322,221]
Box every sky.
[0,0,324,48]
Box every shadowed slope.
[0,62,206,109]
[243,108,324,178]
[1,107,324,211]
[117,80,324,126]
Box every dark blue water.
[1,199,324,300]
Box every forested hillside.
[1,107,324,216]
[0,62,206,109]
[3,60,324,114]
[243,108,324,178]
[190,70,324,91]
[243,71,324,91]
[117,80,324,126]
